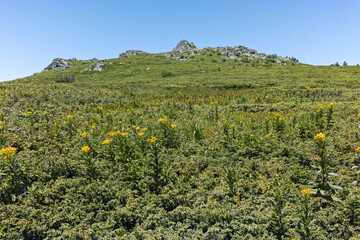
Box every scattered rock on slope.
[90,61,104,71]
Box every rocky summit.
[171,40,197,55]
[38,40,297,74]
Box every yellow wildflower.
[120,132,128,137]
[301,189,312,196]
[159,117,168,123]
[146,136,158,143]
[170,124,176,128]
[98,106,103,110]
[66,115,74,120]
[317,104,325,112]
[138,132,145,136]
[142,128,148,131]
[81,146,90,153]
[102,139,112,145]
[91,124,97,129]
[108,130,122,136]
[355,147,360,154]
[314,133,325,142]
[0,146,16,158]
[328,102,334,108]
[81,132,88,138]
[42,111,47,115]
[27,111,33,115]
[187,99,192,102]
[136,126,140,130]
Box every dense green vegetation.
[1,53,360,239]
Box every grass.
[0,52,360,239]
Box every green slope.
[0,51,360,239]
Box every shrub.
[55,74,75,83]
[161,71,175,78]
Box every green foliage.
[0,53,360,238]
[55,73,75,83]
[345,194,360,225]
[161,71,175,78]
[268,189,288,239]
[297,191,316,240]
[224,161,238,197]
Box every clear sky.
[1,0,360,81]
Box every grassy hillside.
[1,52,360,239]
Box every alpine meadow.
[1,40,360,239]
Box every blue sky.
[1,0,360,81]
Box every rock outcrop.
[114,40,293,65]
[37,40,294,77]
[161,40,198,61]
[41,58,77,72]
[119,50,145,58]
[203,46,266,60]
[172,40,197,55]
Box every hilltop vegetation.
[1,42,360,239]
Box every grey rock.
[172,40,197,55]
[162,53,171,58]
[82,58,98,63]
[90,61,104,71]
[41,58,72,72]
[119,50,145,58]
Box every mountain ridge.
[34,40,299,76]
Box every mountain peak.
[172,40,197,55]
